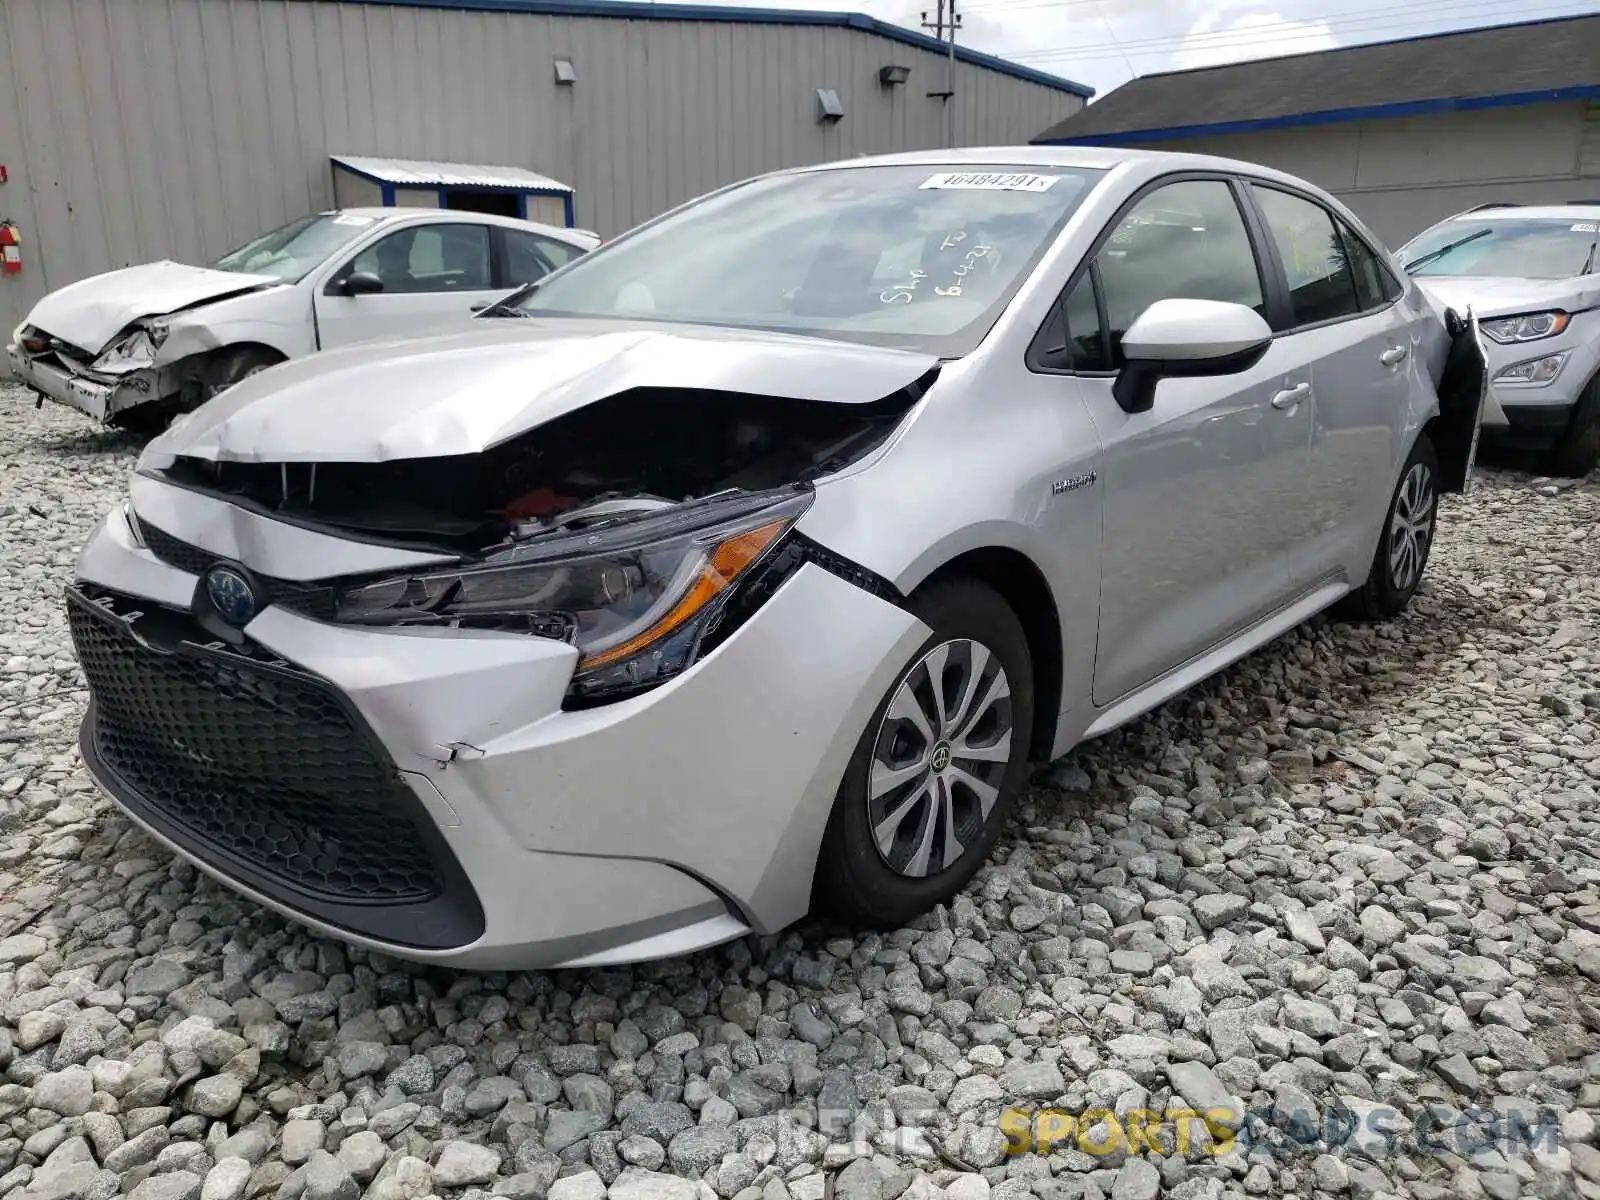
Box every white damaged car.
[7,208,598,429]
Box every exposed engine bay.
[151,384,929,557]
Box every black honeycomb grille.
[69,591,442,904]
[140,521,342,621]
[139,522,214,576]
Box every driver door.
[1068,177,1315,705]
[315,222,506,349]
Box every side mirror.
[1113,298,1273,414]
[341,271,385,297]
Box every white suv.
[1401,202,1600,476]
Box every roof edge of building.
[1103,12,1598,89]
[1034,84,1600,146]
[328,0,1095,97]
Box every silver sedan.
[67,148,1485,968]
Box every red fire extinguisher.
[0,222,20,274]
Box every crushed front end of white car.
[8,261,283,423]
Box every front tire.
[1337,432,1439,621]
[202,347,281,404]
[814,579,1034,927]
[1548,375,1600,479]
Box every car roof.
[324,207,593,243]
[789,144,1305,179]
[1447,203,1600,221]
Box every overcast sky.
[686,0,1596,98]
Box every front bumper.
[7,341,162,422]
[70,498,925,969]
[1477,327,1597,440]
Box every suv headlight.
[1480,311,1569,344]
[335,487,813,702]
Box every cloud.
[1170,8,1338,70]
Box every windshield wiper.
[1402,228,1491,275]
[477,280,542,318]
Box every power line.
[1082,0,1134,81]
[1005,2,1586,59]
[1002,2,1585,63]
[1009,2,1548,58]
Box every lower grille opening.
[68,587,484,949]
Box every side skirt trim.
[1082,580,1348,740]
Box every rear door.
[314,221,505,348]
[1243,183,1416,589]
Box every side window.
[1062,271,1108,371]
[350,224,492,293]
[1338,220,1399,310]
[504,230,584,287]
[1096,179,1265,369]
[1251,186,1360,326]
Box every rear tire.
[813,579,1034,927]
[1548,375,1600,479]
[1336,433,1439,621]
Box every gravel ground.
[0,388,1597,1200]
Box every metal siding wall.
[0,0,1082,334]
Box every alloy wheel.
[1388,460,1435,593]
[868,638,1014,878]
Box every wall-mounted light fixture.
[554,57,577,85]
[878,64,911,86]
[816,88,845,123]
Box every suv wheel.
[1549,374,1600,479]
[1337,433,1438,621]
[814,579,1033,927]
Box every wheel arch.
[910,545,1063,763]
[203,341,290,370]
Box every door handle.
[1380,346,1409,366]
[1271,382,1311,410]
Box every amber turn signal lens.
[577,519,789,671]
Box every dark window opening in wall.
[444,189,520,218]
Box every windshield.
[1399,216,1600,279]
[212,213,382,282]
[511,164,1105,355]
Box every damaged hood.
[151,321,939,463]
[24,260,283,354]
[1412,275,1600,320]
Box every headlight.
[335,487,813,702]
[1480,311,1569,344]
[1494,352,1568,386]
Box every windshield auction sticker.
[920,171,1059,192]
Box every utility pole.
[946,0,960,148]
[921,0,961,148]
